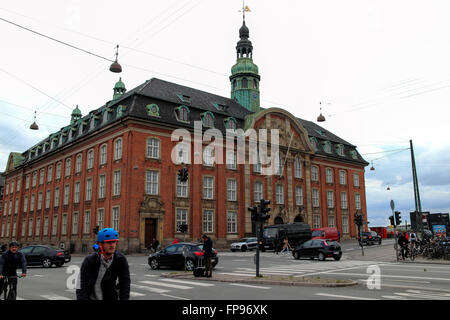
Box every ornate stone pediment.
[139,195,165,214]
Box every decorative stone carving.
[139,195,165,214]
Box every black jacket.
[398,235,408,247]
[76,252,130,300]
[0,251,27,276]
[203,237,213,257]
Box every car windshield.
[312,230,321,237]
[263,228,278,238]
[239,238,249,242]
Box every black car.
[292,239,342,261]
[18,245,71,268]
[358,231,382,245]
[148,243,218,271]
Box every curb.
[161,272,359,288]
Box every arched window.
[114,138,122,160]
[242,78,248,88]
[233,80,237,90]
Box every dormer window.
[213,103,228,112]
[102,107,111,123]
[336,144,345,156]
[175,105,189,122]
[78,122,85,136]
[116,105,123,118]
[224,117,237,130]
[315,129,327,137]
[323,141,332,153]
[146,104,160,117]
[58,134,63,146]
[177,94,191,103]
[309,137,318,151]
[90,117,96,131]
[201,111,215,128]
[350,150,358,160]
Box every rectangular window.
[226,151,236,170]
[342,216,349,234]
[47,166,53,182]
[176,175,188,198]
[203,210,214,233]
[97,208,105,230]
[14,198,18,214]
[72,212,78,234]
[227,179,237,201]
[313,215,320,228]
[37,192,43,210]
[24,196,28,212]
[353,173,360,187]
[84,211,91,234]
[43,217,49,236]
[254,181,263,202]
[328,216,335,228]
[62,214,68,235]
[253,150,262,174]
[65,159,71,177]
[227,212,237,234]
[112,171,120,196]
[99,175,106,199]
[55,187,60,207]
[8,200,12,215]
[176,208,188,232]
[28,218,33,237]
[26,175,30,189]
[340,192,348,209]
[52,216,58,236]
[294,158,302,178]
[114,139,122,160]
[87,150,94,169]
[145,170,159,195]
[295,186,303,205]
[76,154,83,172]
[56,163,62,179]
[64,185,70,205]
[16,180,20,192]
[203,148,214,166]
[86,178,93,201]
[74,182,80,203]
[35,218,40,236]
[339,170,347,185]
[147,138,160,159]
[327,191,334,208]
[276,184,284,204]
[112,207,120,231]
[355,193,361,210]
[100,146,107,165]
[312,189,320,207]
[326,168,333,183]
[30,194,35,211]
[39,170,44,185]
[45,190,51,209]
[311,166,319,181]
[21,219,26,237]
[203,176,214,199]
[32,172,37,187]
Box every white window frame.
[294,157,302,178]
[47,166,53,182]
[54,187,60,207]
[226,150,236,170]
[313,215,321,228]
[72,212,78,234]
[353,173,360,187]
[86,178,93,201]
[227,211,237,234]
[84,211,91,234]
[62,214,67,235]
[99,175,106,199]
[312,189,320,207]
[35,217,40,236]
[203,210,214,233]
[87,149,94,169]
[328,215,335,228]
[97,208,105,230]
[64,184,70,205]
[76,154,83,172]
[176,208,188,232]
[37,192,43,210]
[112,207,120,231]
[340,192,348,209]
[28,218,33,237]
[43,217,49,236]
[52,215,58,236]
[203,147,214,167]
[114,138,122,160]
[39,170,44,185]
[45,190,51,209]
[327,190,334,208]
[74,181,80,203]
[276,184,284,204]
[145,170,159,195]
[176,174,188,198]
[56,162,62,179]
[326,168,333,184]
[100,145,107,165]
[342,216,349,234]
[355,193,361,210]
[339,170,347,185]
[295,186,303,206]
[65,158,72,177]
[227,179,237,201]
[24,195,28,213]
[254,181,263,203]
[203,176,214,199]
[113,171,121,196]
[147,138,160,159]
[311,166,319,181]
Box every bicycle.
[1,275,22,300]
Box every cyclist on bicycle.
[398,232,409,260]
[0,241,27,299]
[76,228,130,300]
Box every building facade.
[0,21,368,253]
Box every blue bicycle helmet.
[97,228,119,242]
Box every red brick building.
[0,21,368,253]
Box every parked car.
[261,223,311,251]
[230,237,258,252]
[292,239,342,261]
[148,243,218,271]
[312,227,339,242]
[18,245,71,268]
[358,231,382,245]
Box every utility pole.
[391,200,398,262]
[410,140,423,234]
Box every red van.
[311,227,339,242]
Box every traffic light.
[178,167,189,182]
[389,216,395,226]
[93,226,100,235]
[178,224,188,233]
[259,199,271,223]
[395,211,402,225]
[248,206,259,222]
[354,213,361,227]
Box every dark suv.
[19,245,71,267]
[358,231,382,245]
[292,239,342,261]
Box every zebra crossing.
[15,276,221,300]
[218,260,392,277]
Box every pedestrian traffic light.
[389,216,395,226]
[395,211,402,225]
[259,199,271,223]
[354,213,362,227]
[178,167,189,182]
[249,206,259,222]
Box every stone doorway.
[145,218,157,248]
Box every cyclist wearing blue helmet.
[76,228,130,300]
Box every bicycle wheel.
[6,283,16,301]
[409,248,416,261]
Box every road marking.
[316,293,379,300]
[160,279,214,287]
[229,283,271,290]
[40,294,72,300]
[322,272,450,282]
[381,295,410,300]
[394,292,450,300]
[358,279,431,284]
[139,280,193,290]
[130,292,146,297]
[131,284,170,294]
[232,260,248,262]
[218,272,254,277]
[160,293,190,300]
[144,274,158,277]
[33,275,45,277]
[16,297,25,300]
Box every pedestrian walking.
[150,238,160,254]
[76,228,130,300]
[280,237,292,255]
[398,232,409,260]
[202,234,213,278]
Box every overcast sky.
[1,0,449,227]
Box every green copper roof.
[72,105,82,116]
[114,77,126,90]
[231,58,259,75]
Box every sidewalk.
[161,271,358,288]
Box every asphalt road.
[10,239,450,301]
